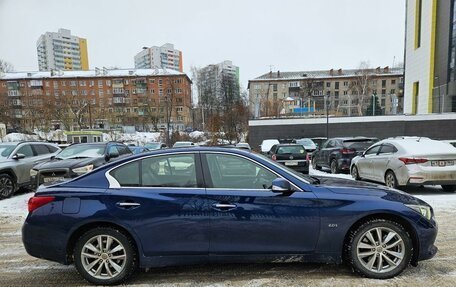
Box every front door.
[358,145,382,180]
[202,152,320,254]
[105,152,210,257]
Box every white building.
[134,43,183,72]
[36,28,89,71]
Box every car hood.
[315,176,424,205]
[34,157,103,170]
[0,159,15,167]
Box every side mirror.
[50,155,55,160]
[361,152,366,158]
[12,153,25,160]
[271,178,291,193]
[107,150,119,160]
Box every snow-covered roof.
[250,67,404,82]
[0,68,186,80]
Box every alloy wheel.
[0,176,14,198]
[81,235,127,280]
[356,227,405,273]
[385,172,397,188]
[331,160,337,174]
[351,166,359,180]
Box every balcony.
[112,88,125,95]
[30,80,43,88]
[113,96,127,104]
[8,90,21,97]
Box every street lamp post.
[324,95,329,138]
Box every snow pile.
[103,131,162,145]
[2,133,39,142]
[34,130,67,142]
[189,131,205,139]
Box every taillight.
[306,154,310,161]
[399,157,428,165]
[28,196,55,213]
[272,154,277,161]
[340,148,355,154]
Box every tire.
[330,159,339,174]
[351,165,360,180]
[345,219,413,279]
[441,185,456,192]
[74,227,137,285]
[0,173,16,199]
[312,159,321,170]
[385,170,399,189]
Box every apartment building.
[0,68,192,132]
[134,43,183,72]
[37,28,89,71]
[248,67,404,118]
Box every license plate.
[431,160,455,167]
[285,161,298,166]
[43,177,64,183]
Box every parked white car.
[259,139,279,154]
[350,137,456,192]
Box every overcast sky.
[0,0,405,89]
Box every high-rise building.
[196,60,240,106]
[134,43,183,72]
[404,0,456,114]
[37,28,89,71]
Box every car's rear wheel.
[312,159,321,170]
[74,227,137,285]
[351,165,360,180]
[330,159,339,174]
[0,173,16,199]
[385,171,399,189]
[346,219,413,279]
[441,185,456,192]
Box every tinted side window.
[33,144,50,155]
[16,144,34,157]
[46,145,59,153]
[379,144,397,154]
[107,145,119,155]
[365,145,381,155]
[117,145,131,155]
[142,154,197,187]
[205,154,276,190]
[111,161,140,186]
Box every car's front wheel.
[74,227,137,285]
[441,185,456,192]
[312,159,321,170]
[346,219,413,279]
[0,173,16,199]
[330,159,339,174]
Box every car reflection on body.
[23,147,437,285]
[351,137,456,191]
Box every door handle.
[212,203,237,211]
[116,201,141,209]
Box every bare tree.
[0,59,14,73]
[348,61,373,116]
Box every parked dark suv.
[268,144,309,174]
[0,141,60,199]
[31,142,132,187]
[312,137,377,174]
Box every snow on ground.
[103,131,162,145]
[0,192,32,217]
[2,133,39,142]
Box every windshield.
[277,145,306,154]
[56,144,105,159]
[0,144,17,160]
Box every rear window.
[343,140,376,150]
[277,145,306,154]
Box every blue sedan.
[22,147,437,285]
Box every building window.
[98,80,103,87]
[272,84,278,91]
[413,81,419,114]
[70,81,77,87]
[343,91,348,95]
[106,80,111,86]
[343,81,348,87]
[390,89,396,94]
[335,82,339,89]
[449,0,456,81]
[382,89,386,95]
[79,81,86,86]
[415,0,422,49]
[391,79,396,85]
[326,82,331,88]
[382,80,386,88]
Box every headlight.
[30,169,38,177]
[405,204,432,220]
[72,164,94,175]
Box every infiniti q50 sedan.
[22,147,437,285]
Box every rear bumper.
[337,158,354,172]
[22,220,69,265]
[398,165,456,186]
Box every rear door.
[105,152,210,258]
[202,152,320,255]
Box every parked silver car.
[350,137,456,191]
[0,141,60,199]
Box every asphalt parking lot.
[1,180,456,286]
